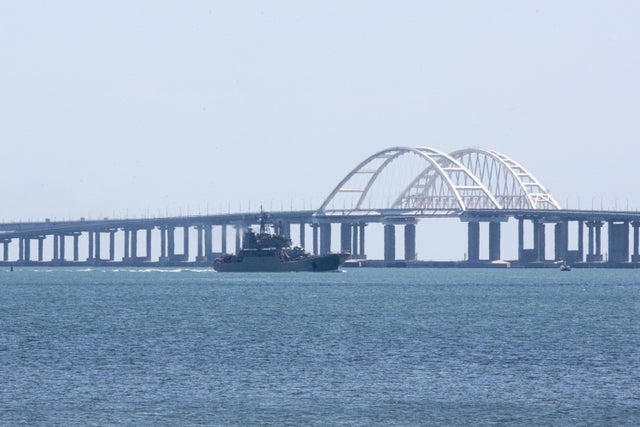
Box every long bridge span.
[2,147,639,267]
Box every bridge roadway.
[2,208,640,267]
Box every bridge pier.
[577,220,584,262]
[110,230,116,261]
[586,221,604,262]
[404,223,416,261]
[53,234,59,262]
[95,231,102,262]
[465,219,502,262]
[196,225,214,262]
[384,224,395,262]
[196,225,205,262]
[168,226,176,259]
[340,223,351,254]
[534,220,545,262]
[489,221,501,261]
[554,221,569,262]
[2,240,9,262]
[37,236,45,262]
[299,222,306,249]
[359,223,366,258]
[235,224,242,255]
[341,222,366,259]
[56,234,66,264]
[87,231,94,263]
[205,224,213,260]
[633,221,640,262]
[73,233,80,261]
[146,228,152,261]
[159,226,167,261]
[320,223,331,255]
[183,226,190,260]
[517,218,545,263]
[123,229,130,260]
[221,224,227,254]
[23,237,31,263]
[131,229,138,261]
[312,223,319,254]
[467,222,480,262]
[351,224,358,257]
[518,218,524,261]
[608,220,629,263]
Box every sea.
[1,267,638,426]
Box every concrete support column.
[312,224,319,255]
[518,218,524,262]
[340,222,352,253]
[131,229,138,260]
[38,237,45,262]
[359,223,366,257]
[608,221,629,264]
[109,231,116,261]
[197,226,205,261]
[73,234,79,261]
[384,224,395,262]
[106,230,115,261]
[320,223,331,255]
[59,235,65,262]
[221,224,227,254]
[160,227,167,259]
[299,223,306,249]
[24,238,30,262]
[183,226,190,260]
[95,231,101,261]
[53,234,59,261]
[404,223,416,261]
[2,240,9,262]
[88,231,94,262]
[235,225,241,255]
[168,226,175,258]
[489,222,501,261]
[123,229,130,260]
[577,220,584,261]
[554,221,569,262]
[586,221,603,262]
[595,221,602,258]
[633,221,640,262]
[587,222,595,258]
[146,229,152,261]
[534,220,545,261]
[205,225,212,260]
[467,222,480,262]
[349,224,357,257]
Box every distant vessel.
[213,211,350,272]
[560,263,571,271]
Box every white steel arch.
[318,147,500,213]
[449,148,561,210]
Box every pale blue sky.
[1,1,639,259]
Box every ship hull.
[213,253,349,272]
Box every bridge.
[2,146,640,267]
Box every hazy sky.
[1,1,639,259]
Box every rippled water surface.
[1,267,639,426]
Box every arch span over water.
[318,146,560,215]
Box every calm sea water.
[1,267,638,426]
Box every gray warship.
[213,211,350,272]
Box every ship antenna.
[259,205,268,234]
